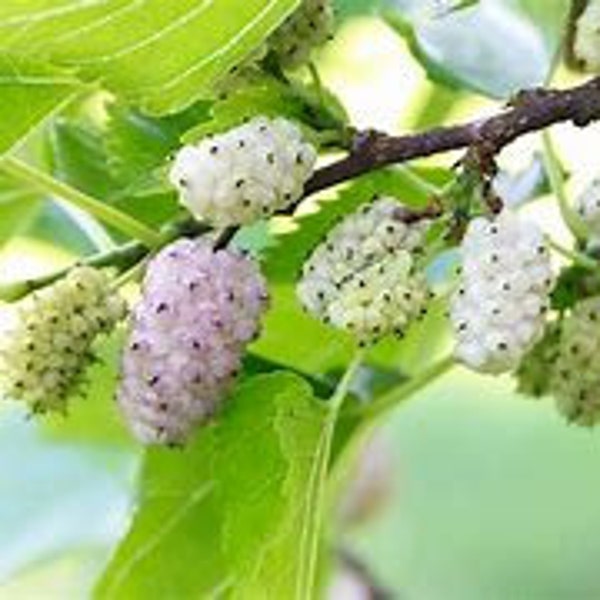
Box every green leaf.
[46,117,122,199]
[384,0,570,98]
[44,114,180,232]
[182,74,347,145]
[96,372,328,598]
[0,0,301,115]
[0,173,41,245]
[0,57,79,156]
[104,100,212,190]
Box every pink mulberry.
[117,238,269,445]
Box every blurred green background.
[3,2,600,598]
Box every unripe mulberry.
[269,0,334,69]
[450,210,554,374]
[0,267,126,413]
[574,0,600,72]
[515,322,561,398]
[552,297,600,426]
[169,116,317,227]
[575,178,600,238]
[297,198,431,344]
[117,238,269,445]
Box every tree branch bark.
[304,76,600,196]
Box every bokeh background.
[2,1,600,598]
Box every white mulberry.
[0,267,126,413]
[450,210,554,374]
[117,238,269,445]
[552,297,600,426]
[169,116,317,227]
[574,0,600,72]
[269,0,334,69]
[297,198,431,344]
[575,178,600,238]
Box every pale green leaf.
[96,372,328,599]
[0,57,79,155]
[0,0,301,115]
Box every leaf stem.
[358,355,455,422]
[541,131,587,242]
[0,156,162,248]
[296,349,364,600]
[546,236,597,270]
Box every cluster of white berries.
[117,238,269,445]
[551,297,600,426]
[269,0,335,68]
[575,178,600,239]
[169,117,317,227]
[574,0,600,72]
[297,198,431,344]
[0,267,126,413]
[450,210,555,374]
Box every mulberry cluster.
[551,297,600,426]
[0,267,126,413]
[515,322,561,398]
[269,0,334,68]
[574,0,600,72]
[297,198,431,344]
[575,178,600,238]
[169,116,317,227]
[117,238,269,445]
[450,210,555,374]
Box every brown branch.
[304,76,600,197]
[8,77,600,295]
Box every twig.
[303,76,600,196]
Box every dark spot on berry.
[497,342,508,351]
[159,402,168,412]
[235,179,245,188]
[149,375,160,386]
[156,302,168,313]
[209,145,218,154]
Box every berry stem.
[541,131,588,242]
[546,236,597,270]
[0,217,209,302]
[0,156,162,248]
[112,258,148,290]
[296,349,365,600]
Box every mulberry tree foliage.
[0,0,599,597]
